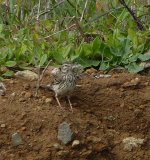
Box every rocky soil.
[0,69,150,160]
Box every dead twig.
[35,59,52,96]
[44,24,76,39]
[35,65,41,97]
[119,0,145,31]
[40,59,52,83]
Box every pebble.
[94,74,111,79]
[58,122,73,145]
[80,150,92,157]
[53,143,63,150]
[21,127,26,131]
[85,68,97,74]
[122,137,145,151]
[104,115,115,121]
[57,150,69,157]
[87,136,101,143]
[19,98,26,102]
[11,92,16,97]
[23,84,30,90]
[1,124,6,128]
[45,98,52,104]
[24,92,32,98]
[72,140,80,148]
[122,78,140,88]
[134,109,142,117]
[9,80,15,84]
[15,70,38,81]
[12,132,23,146]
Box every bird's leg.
[55,93,63,108]
[67,96,73,112]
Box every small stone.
[45,98,52,103]
[134,109,142,117]
[139,105,145,109]
[87,136,101,143]
[21,127,26,131]
[12,132,23,146]
[24,92,32,98]
[58,122,73,145]
[103,115,115,121]
[11,92,16,97]
[9,80,15,84]
[94,74,111,79]
[53,143,63,150]
[57,150,69,157]
[80,150,92,157]
[122,78,140,88]
[21,91,26,96]
[128,106,133,110]
[1,124,6,128]
[120,102,125,108]
[42,96,46,100]
[72,140,80,148]
[122,137,145,151]
[85,68,97,74]
[19,98,25,102]
[23,84,30,90]
[15,70,38,81]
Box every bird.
[51,61,83,81]
[47,62,83,111]
[0,82,6,96]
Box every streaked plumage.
[0,82,6,96]
[48,62,83,110]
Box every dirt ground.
[0,68,150,160]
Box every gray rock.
[12,132,23,146]
[122,137,145,151]
[58,122,73,145]
[15,70,38,81]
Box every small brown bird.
[0,82,6,96]
[47,62,83,111]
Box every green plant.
[0,0,150,80]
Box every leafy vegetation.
[0,0,150,78]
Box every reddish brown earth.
[0,69,150,160]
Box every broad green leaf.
[2,71,14,77]
[5,61,16,67]
[127,63,144,73]
[39,54,47,66]
[129,54,139,62]
[138,53,150,61]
